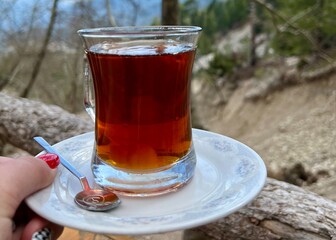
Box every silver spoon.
[34,136,121,212]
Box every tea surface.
[87,43,195,171]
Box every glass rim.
[77,26,202,38]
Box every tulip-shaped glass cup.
[78,26,201,197]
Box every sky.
[58,0,213,26]
[2,0,214,29]
[0,0,214,42]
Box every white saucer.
[26,129,266,235]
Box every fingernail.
[37,153,60,169]
[31,227,51,240]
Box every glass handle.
[83,55,95,122]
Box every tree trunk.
[184,178,336,240]
[249,1,257,67]
[20,0,59,98]
[162,0,179,25]
[0,93,93,155]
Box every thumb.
[0,155,58,218]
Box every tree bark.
[0,93,93,155]
[184,178,336,240]
[162,0,179,25]
[249,1,257,67]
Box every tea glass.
[78,26,201,197]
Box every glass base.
[91,145,197,197]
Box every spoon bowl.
[34,136,121,212]
[75,189,121,211]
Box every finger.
[0,218,17,240]
[0,156,58,218]
[11,224,24,240]
[21,216,64,240]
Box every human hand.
[0,154,64,240]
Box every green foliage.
[217,0,249,32]
[168,0,336,59]
[267,0,336,56]
[180,0,249,54]
[207,51,239,77]
[271,32,312,56]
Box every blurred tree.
[0,0,46,91]
[105,0,117,26]
[20,0,60,98]
[0,0,149,112]
[180,0,249,54]
[3,0,334,114]
[162,0,179,25]
[249,1,257,66]
[57,0,101,112]
[128,0,141,26]
[258,0,336,59]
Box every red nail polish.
[38,153,60,169]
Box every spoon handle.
[34,136,91,190]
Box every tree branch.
[252,0,333,63]
[105,0,117,27]
[185,178,336,239]
[20,0,60,98]
[0,93,93,155]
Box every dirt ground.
[193,73,336,201]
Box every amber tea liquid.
[87,44,195,172]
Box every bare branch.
[20,0,60,98]
[105,0,117,27]
[252,0,333,63]
[128,0,141,26]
